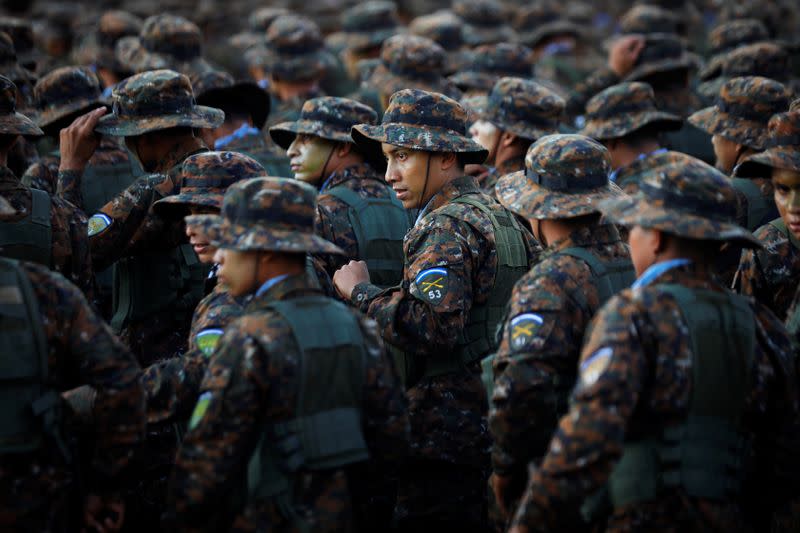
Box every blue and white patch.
[195,328,224,358]
[579,347,613,388]
[414,267,449,304]
[189,391,213,430]
[87,213,112,236]
[509,313,544,350]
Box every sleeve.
[23,162,57,196]
[141,353,208,424]
[59,198,96,304]
[734,248,768,305]
[57,168,84,209]
[315,197,357,274]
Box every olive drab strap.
[80,158,141,214]
[247,296,370,525]
[557,246,636,315]
[608,285,755,507]
[769,218,800,251]
[731,178,778,232]
[324,184,412,288]
[304,254,322,290]
[0,189,52,267]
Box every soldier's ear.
[501,131,517,148]
[439,151,458,171]
[336,142,353,158]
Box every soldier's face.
[287,134,336,185]
[627,225,658,276]
[469,120,500,164]
[382,143,444,209]
[185,224,217,264]
[711,134,740,174]
[773,167,800,240]
[214,248,259,296]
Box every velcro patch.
[509,313,544,350]
[87,213,112,236]
[414,267,449,304]
[195,328,224,358]
[189,391,213,430]
[579,347,613,388]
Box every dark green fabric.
[664,123,715,166]
[608,285,754,506]
[325,184,412,288]
[731,178,778,232]
[557,246,636,315]
[0,188,52,267]
[769,217,800,251]
[81,158,142,214]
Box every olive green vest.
[0,257,68,461]
[731,178,778,232]
[325,184,413,288]
[0,188,52,267]
[80,157,141,215]
[246,295,370,526]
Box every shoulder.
[511,255,581,308]
[18,260,86,310]
[753,221,788,248]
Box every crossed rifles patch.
[415,267,449,304]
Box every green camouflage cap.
[340,1,402,51]
[736,110,800,177]
[94,10,143,71]
[689,76,790,151]
[33,66,103,131]
[248,7,290,32]
[116,13,210,75]
[697,42,789,101]
[95,69,224,136]
[263,15,327,82]
[369,34,461,99]
[270,96,377,149]
[0,17,36,71]
[624,33,698,82]
[449,43,534,93]
[153,151,266,216]
[618,4,681,36]
[600,150,760,247]
[0,75,42,136]
[190,69,270,130]
[482,77,564,141]
[581,82,683,140]
[515,3,583,49]
[408,11,467,74]
[496,134,618,219]
[698,19,769,81]
[213,177,345,255]
[452,0,515,47]
[352,88,487,164]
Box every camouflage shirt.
[167,273,408,532]
[510,262,800,532]
[735,221,800,320]
[0,261,145,530]
[215,130,291,179]
[476,155,525,198]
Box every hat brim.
[519,21,583,48]
[599,194,761,247]
[580,111,683,140]
[449,71,497,93]
[35,98,104,130]
[461,24,516,47]
[341,27,400,51]
[369,64,462,100]
[184,213,222,235]
[213,219,345,255]
[196,82,270,130]
[624,54,698,82]
[94,105,225,136]
[698,53,725,81]
[352,122,488,165]
[269,119,353,150]
[736,148,800,177]
[264,51,327,82]
[0,111,44,136]
[153,193,223,217]
[688,106,768,150]
[496,170,620,219]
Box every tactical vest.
[246,295,370,526]
[607,285,754,508]
[80,157,141,214]
[0,258,68,460]
[0,189,52,267]
[769,217,800,251]
[325,184,413,288]
[481,245,636,402]
[110,243,210,333]
[731,178,779,232]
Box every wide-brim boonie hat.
[368,62,462,100]
[96,102,223,137]
[184,213,222,240]
[581,110,682,140]
[36,98,104,130]
[625,52,698,82]
[270,118,354,149]
[214,218,345,256]
[688,105,768,149]
[518,20,583,48]
[1,108,43,136]
[153,191,224,215]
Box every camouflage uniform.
[510,152,800,532]
[489,135,633,528]
[349,89,538,529]
[0,258,144,532]
[698,19,770,83]
[735,110,800,320]
[167,177,409,532]
[449,43,536,96]
[452,0,516,47]
[92,10,143,78]
[408,11,470,76]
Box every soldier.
[698,19,770,84]
[735,109,800,320]
[191,69,291,177]
[449,43,536,97]
[91,10,142,94]
[508,151,800,532]
[0,31,39,178]
[166,177,409,532]
[409,11,470,76]
[0,75,93,296]
[334,1,403,82]
[0,195,145,532]
[334,88,537,531]
[270,96,411,282]
[579,82,682,193]
[469,77,565,195]
[57,69,223,365]
[451,0,516,47]
[488,134,635,528]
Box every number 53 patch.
[414,267,449,304]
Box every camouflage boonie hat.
[515,3,583,49]
[213,177,344,255]
[449,43,534,93]
[352,88,487,165]
[0,32,33,89]
[452,0,515,47]
[408,11,467,74]
[736,110,800,177]
[340,1,402,51]
[0,75,42,136]
[270,96,377,149]
[600,151,760,247]
[153,151,266,217]
[248,7,290,32]
[95,69,224,136]
[0,17,36,71]
[581,82,683,140]
[461,94,488,124]
[697,42,789,101]
[624,33,698,82]
[496,134,618,219]
[33,66,103,130]
[369,35,461,99]
[94,10,143,71]
[618,4,681,36]
[689,76,791,151]
[263,15,328,82]
[117,14,210,75]
[698,19,769,81]
[190,69,270,130]
[482,77,564,141]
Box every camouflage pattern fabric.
[93,10,143,72]
[0,75,41,136]
[699,19,770,81]
[481,77,564,143]
[30,66,103,131]
[623,33,699,83]
[452,0,515,46]
[215,132,290,179]
[514,3,583,49]
[338,1,402,51]
[270,96,378,149]
[449,44,535,94]
[191,68,271,130]
[476,155,525,198]
[697,42,792,103]
[737,110,800,178]
[263,15,328,83]
[617,4,681,36]
[408,11,469,75]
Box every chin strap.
[318,144,338,190]
[418,153,432,213]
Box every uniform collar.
[214,123,262,150]
[632,258,692,289]
[319,162,380,192]
[416,174,480,225]
[250,272,320,307]
[154,136,207,175]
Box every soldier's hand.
[608,35,645,78]
[59,107,107,173]
[83,493,125,533]
[333,260,370,299]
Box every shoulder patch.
[195,328,224,358]
[509,313,545,350]
[87,213,112,236]
[579,347,613,388]
[188,391,213,431]
[414,267,449,304]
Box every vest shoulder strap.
[770,217,800,251]
[557,246,635,313]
